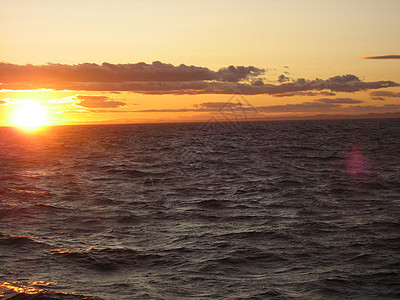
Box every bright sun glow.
[12,102,48,131]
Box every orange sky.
[1,0,399,126]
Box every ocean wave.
[50,247,170,271]
[0,233,53,249]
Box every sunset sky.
[1,0,399,126]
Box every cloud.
[132,103,400,114]
[277,74,291,83]
[256,102,339,113]
[360,55,400,60]
[336,104,400,113]
[47,96,77,104]
[194,102,243,109]
[0,62,204,83]
[234,74,399,95]
[251,79,265,86]
[370,91,400,98]
[0,62,262,84]
[247,103,400,114]
[255,99,398,114]
[315,97,363,104]
[215,66,264,82]
[319,91,337,96]
[77,95,126,108]
[371,97,385,101]
[6,75,394,96]
[129,96,399,114]
[272,91,336,97]
[0,63,398,95]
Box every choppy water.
[0,119,400,299]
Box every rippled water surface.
[1,119,400,299]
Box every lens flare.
[346,146,365,177]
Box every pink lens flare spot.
[346,146,366,177]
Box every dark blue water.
[1,119,399,299]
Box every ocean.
[0,119,399,299]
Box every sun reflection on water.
[0,281,56,297]
[0,281,95,299]
[19,170,52,178]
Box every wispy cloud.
[315,98,363,104]
[272,91,336,97]
[360,54,400,60]
[132,103,400,114]
[193,102,243,109]
[129,98,398,115]
[77,95,126,108]
[0,62,398,95]
[370,91,400,98]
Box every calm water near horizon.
[0,119,399,299]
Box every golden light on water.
[10,102,48,132]
[0,280,84,298]
[0,281,55,297]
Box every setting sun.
[11,102,48,131]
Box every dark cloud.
[328,74,359,82]
[254,103,400,114]
[337,104,400,113]
[312,74,398,92]
[2,77,398,95]
[371,97,385,101]
[77,95,126,108]
[132,103,400,114]
[272,91,336,97]
[0,61,214,82]
[277,74,291,83]
[315,98,363,104]
[250,75,398,95]
[319,91,337,96]
[256,102,397,113]
[0,62,261,84]
[0,63,398,95]
[256,102,339,113]
[251,79,265,86]
[360,55,400,60]
[215,66,264,82]
[370,91,400,98]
